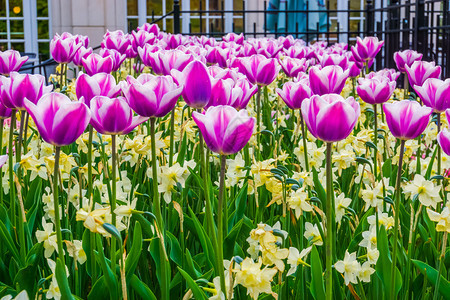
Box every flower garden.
[0,23,449,300]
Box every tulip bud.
[0,50,28,75]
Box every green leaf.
[129,275,157,300]
[375,226,402,297]
[0,219,22,267]
[87,276,108,300]
[310,246,326,300]
[55,258,74,300]
[102,223,122,244]
[412,260,450,300]
[167,231,182,266]
[125,222,142,281]
[82,229,93,277]
[312,168,326,205]
[133,213,155,238]
[177,267,208,300]
[224,219,243,259]
[425,146,438,180]
[95,235,119,299]
[187,207,215,270]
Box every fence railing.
[150,0,450,78]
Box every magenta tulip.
[235,54,280,86]
[24,92,91,146]
[137,23,160,36]
[138,45,163,73]
[351,36,384,62]
[257,39,283,58]
[357,77,396,105]
[0,50,28,74]
[414,78,450,112]
[206,78,234,108]
[171,60,211,109]
[75,72,121,107]
[0,72,53,110]
[101,30,131,55]
[437,128,450,156]
[301,94,360,142]
[192,105,255,155]
[383,100,432,140]
[309,65,349,95]
[229,78,258,110]
[50,33,82,64]
[99,49,126,72]
[319,53,348,70]
[72,46,93,67]
[131,30,156,51]
[223,33,244,44]
[87,96,148,135]
[122,74,182,118]
[366,69,400,82]
[277,79,312,110]
[405,61,441,88]
[279,57,308,78]
[284,46,308,59]
[158,50,193,75]
[82,53,114,76]
[393,50,423,73]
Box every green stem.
[373,104,378,179]
[437,113,441,177]
[0,119,3,205]
[8,111,17,241]
[256,86,261,160]
[325,142,333,300]
[404,74,409,100]
[217,155,227,299]
[390,139,405,300]
[150,118,169,300]
[110,135,117,273]
[169,107,176,166]
[53,147,65,263]
[433,232,448,300]
[23,112,29,155]
[299,111,309,172]
[16,110,25,164]
[87,126,93,200]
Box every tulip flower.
[171,60,211,109]
[138,45,163,73]
[319,53,348,70]
[137,23,160,36]
[0,50,28,75]
[309,66,349,95]
[158,50,193,75]
[87,96,148,135]
[223,33,244,44]
[0,103,12,119]
[301,94,360,143]
[357,77,396,105]
[257,39,283,58]
[405,61,441,88]
[206,78,233,108]
[75,72,121,107]
[24,92,91,146]
[192,105,255,155]
[279,57,308,78]
[394,50,423,73]
[50,33,82,64]
[276,79,312,110]
[72,46,93,67]
[235,54,280,86]
[229,78,258,110]
[366,69,400,82]
[284,46,308,59]
[414,78,450,112]
[99,49,126,72]
[438,128,450,156]
[131,30,156,51]
[82,53,114,76]
[383,100,432,140]
[0,72,53,110]
[351,36,384,62]
[122,74,182,117]
[102,30,132,55]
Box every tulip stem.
[256,86,261,160]
[299,111,309,172]
[53,146,65,263]
[16,110,25,164]
[8,111,17,242]
[0,119,3,205]
[390,139,405,300]
[110,134,117,274]
[437,113,441,177]
[325,142,334,300]
[403,74,409,100]
[373,104,378,179]
[150,118,169,300]
[87,126,93,200]
[169,107,176,166]
[217,154,227,299]
[433,231,448,300]
[23,112,29,155]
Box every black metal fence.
[150,0,450,78]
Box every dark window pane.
[10,19,24,38]
[233,18,243,33]
[147,0,162,16]
[36,0,49,17]
[37,20,49,39]
[9,0,23,17]
[165,18,173,33]
[0,0,5,17]
[38,42,50,60]
[0,20,6,36]
[0,43,7,51]
[10,42,24,52]
[127,0,138,16]
[127,18,138,32]
[233,0,243,10]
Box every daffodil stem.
[169,107,176,166]
[110,134,117,274]
[300,111,309,172]
[150,118,169,300]
[373,104,378,179]
[54,147,65,264]
[325,142,333,300]
[433,231,448,300]
[256,86,261,161]
[217,154,227,299]
[390,139,405,300]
